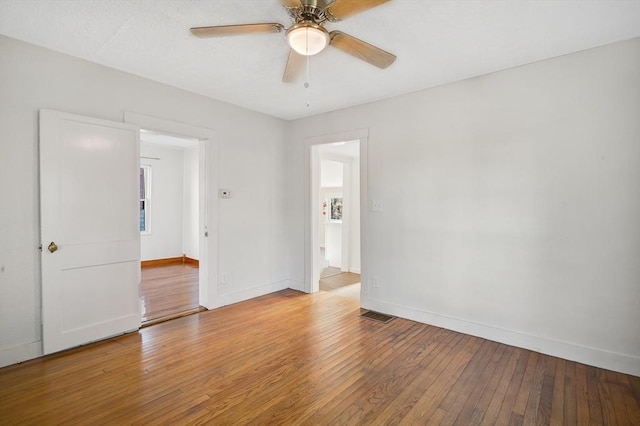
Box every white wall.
[320,186,343,268]
[325,222,342,268]
[321,160,343,188]
[0,35,289,366]
[319,187,341,249]
[319,159,343,250]
[183,147,199,260]
[349,158,361,274]
[140,142,184,261]
[286,38,640,375]
[317,156,361,273]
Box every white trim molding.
[0,341,43,368]
[124,112,219,310]
[363,298,640,377]
[304,128,369,296]
[219,280,290,307]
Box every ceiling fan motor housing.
[285,0,331,23]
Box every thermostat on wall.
[219,189,231,199]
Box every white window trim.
[140,165,152,235]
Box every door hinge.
[38,244,43,252]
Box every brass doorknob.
[48,242,58,253]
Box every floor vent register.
[360,310,395,323]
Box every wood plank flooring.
[1,289,638,425]
[141,264,199,322]
[319,270,361,291]
[320,269,361,301]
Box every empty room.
[0,0,639,424]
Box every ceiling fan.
[190,0,396,83]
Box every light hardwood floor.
[1,289,638,424]
[320,268,361,300]
[141,263,200,322]
[319,268,360,290]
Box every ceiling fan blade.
[190,23,284,38]
[283,50,306,83]
[281,0,302,8]
[325,0,390,21]
[330,31,396,69]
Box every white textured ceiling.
[1,0,639,120]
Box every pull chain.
[305,27,310,107]
[305,54,310,107]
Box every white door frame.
[304,129,369,298]
[124,112,219,309]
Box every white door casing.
[123,112,219,309]
[305,129,368,295]
[40,109,141,355]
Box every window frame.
[140,165,152,235]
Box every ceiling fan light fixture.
[286,23,330,56]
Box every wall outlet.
[372,199,383,212]
[372,276,381,288]
[221,273,228,285]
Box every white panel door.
[40,109,141,355]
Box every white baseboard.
[364,298,640,377]
[286,279,305,292]
[0,341,43,368]
[6,292,635,376]
[219,280,290,307]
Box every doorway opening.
[313,140,361,301]
[139,130,203,324]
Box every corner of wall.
[219,280,291,307]
[0,341,43,368]
[286,279,305,292]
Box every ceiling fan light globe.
[286,24,330,56]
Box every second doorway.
[139,130,202,323]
